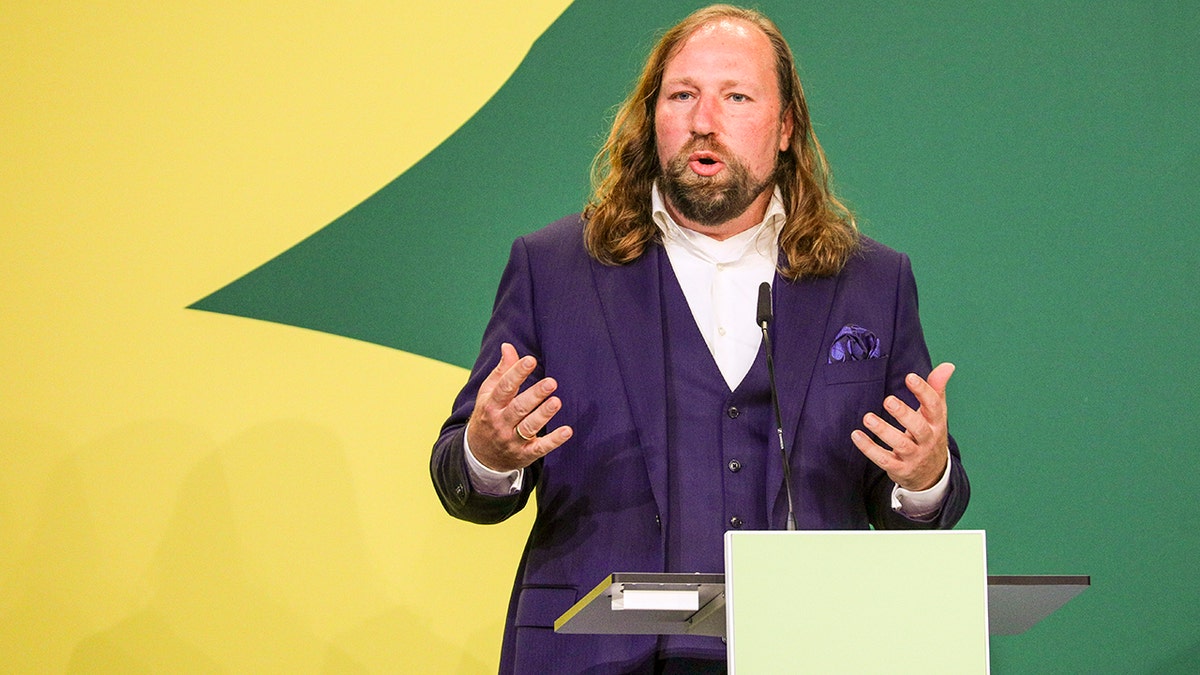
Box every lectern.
[555,531,1088,673]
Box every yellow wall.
[1,2,570,671]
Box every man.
[431,5,969,672]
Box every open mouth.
[687,151,725,177]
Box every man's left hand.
[851,362,955,491]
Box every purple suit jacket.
[431,215,969,673]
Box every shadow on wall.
[0,420,465,672]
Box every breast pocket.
[817,357,891,454]
[822,356,888,386]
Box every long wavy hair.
[583,4,859,279]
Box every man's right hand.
[466,342,573,472]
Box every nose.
[689,94,718,136]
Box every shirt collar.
[651,182,785,264]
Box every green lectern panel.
[725,530,989,674]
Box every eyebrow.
[661,76,744,89]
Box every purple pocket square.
[829,325,882,363]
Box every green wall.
[200,1,1200,671]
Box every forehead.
[662,18,777,85]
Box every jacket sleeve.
[866,252,970,530]
[430,236,544,524]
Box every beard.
[660,137,776,227]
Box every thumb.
[927,362,955,396]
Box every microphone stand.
[758,282,797,531]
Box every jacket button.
[455,484,465,497]
[727,407,740,419]
[728,459,742,473]
[729,516,743,529]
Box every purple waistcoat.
[660,254,773,666]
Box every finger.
[478,342,522,401]
[881,394,935,447]
[504,374,558,423]
[926,362,956,396]
[476,421,574,473]
[862,411,916,457]
[904,372,945,423]
[525,425,575,460]
[490,352,538,408]
[505,423,575,468]
[513,390,563,438]
[851,429,898,473]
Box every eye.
[729,93,749,103]
[671,91,694,101]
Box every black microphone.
[756,280,773,326]
[758,282,797,531]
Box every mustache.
[675,135,731,160]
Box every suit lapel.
[767,263,840,524]
[589,247,670,530]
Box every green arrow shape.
[189,0,684,368]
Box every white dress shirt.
[651,184,782,390]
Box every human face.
[655,19,793,237]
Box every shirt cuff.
[463,422,524,496]
[890,448,952,520]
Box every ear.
[779,107,794,152]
